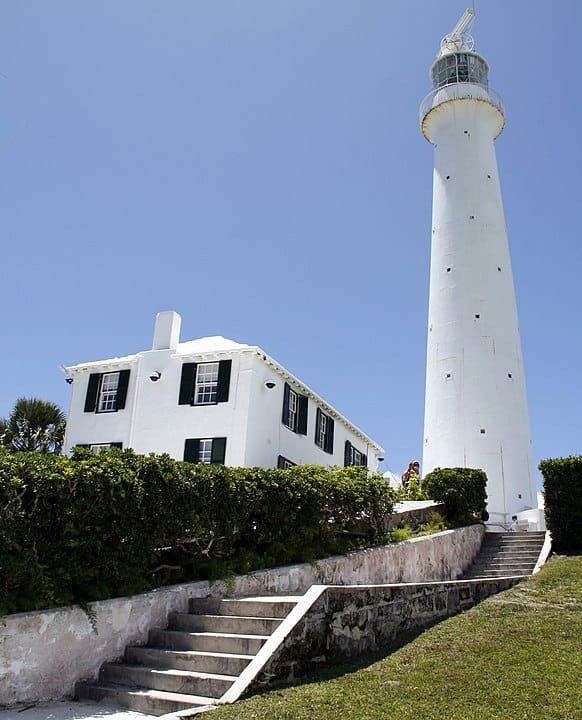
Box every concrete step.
[169,611,282,635]
[75,680,215,716]
[125,646,253,675]
[189,596,300,618]
[478,549,541,557]
[100,663,234,698]
[149,628,269,655]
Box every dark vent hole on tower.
[498,266,502,271]
[446,267,452,272]
[446,373,452,379]
[475,314,480,319]
[469,215,475,219]
[508,373,513,379]
[487,174,492,179]
[480,428,486,434]
[446,175,451,180]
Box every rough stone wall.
[0,525,484,708]
[257,577,521,686]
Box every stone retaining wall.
[258,577,521,686]
[0,525,484,707]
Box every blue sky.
[1,1,580,482]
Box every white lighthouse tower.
[420,9,538,528]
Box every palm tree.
[0,397,66,453]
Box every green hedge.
[539,456,582,551]
[421,467,488,524]
[0,448,395,615]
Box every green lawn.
[211,555,582,720]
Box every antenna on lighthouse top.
[439,8,475,56]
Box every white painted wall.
[63,314,383,471]
[421,78,537,525]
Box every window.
[344,440,367,468]
[282,382,308,435]
[315,408,334,454]
[84,370,130,413]
[76,442,123,451]
[98,372,120,412]
[183,437,226,464]
[277,455,296,469]
[179,360,231,406]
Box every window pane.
[194,363,219,405]
[199,438,213,463]
[98,372,120,412]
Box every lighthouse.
[420,9,538,528]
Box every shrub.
[539,456,582,552]
[0,449,395,615]
[421,467,487,524]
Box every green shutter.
[298,394,308,435]
[211,437,226,464]
[326,417,335,454]
[282,383,290,427]
[362,453,368,468]
[110,442,123,449]
[277,455,286,469]
[216,360,232,403]
[184,438,200,463]
[344,440,352,467]
[115,370,130,410]
[179,363,197,405]
[84,373,101,412]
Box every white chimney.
[152,311,181,351]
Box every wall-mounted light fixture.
[65,377,73,385]
[265,381,276,389]
[149,371,162,382]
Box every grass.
[210,555,582,720]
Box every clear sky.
[1,1,580,483]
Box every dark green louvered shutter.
[326,417,334,454]
[362,453,368,468]
[277,455,286,469]
[282,383,291,427]
[297,394,308,435]
[115,370,130,410]
[84,373,101,412]
[179,363,197,405]
[211,437,226,464]
[344,440,352,467]
[184,438,200,463]
[110,442,123,449]
[216,360,232,403]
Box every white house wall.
[63,325,382,472]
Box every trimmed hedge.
[539,456,582,551]
[421,467,488,524]
[0,448,395,615]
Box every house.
[62,311,384,471]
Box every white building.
[420,10,538,527]
[62,311,384,471]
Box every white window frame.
[316,411,327,450]
[194,362,219,405]
[287,388,298,431]
[198,438,213,463]
[97,372,120,413]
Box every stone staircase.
[462,531,546,579]
[76,595,301,717]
